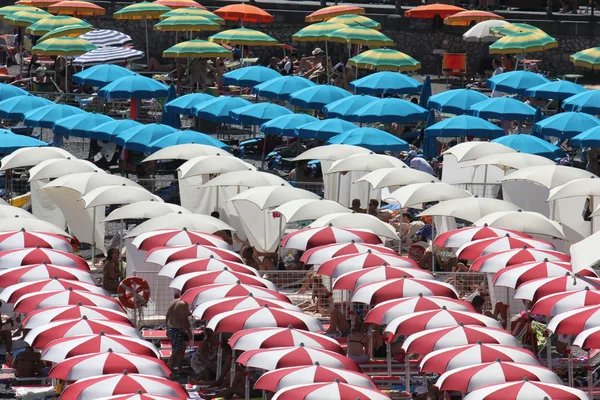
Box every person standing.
[491,59,504,98]
[165,296,191,375]
[102,248,121,293]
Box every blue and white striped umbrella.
[73,46,144,67]
[79,29,133,47]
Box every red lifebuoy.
[118,277,151,309]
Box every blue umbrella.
[72,64,138,88]
[349,71,422,96]
[193,96,251,124]
[532,112,600,139]
[229,103,293,126]
[115,123,178,152]
[23,104,86,129]
[323,95,378,121]
[563,90,600,115]
[99,75,169,99]
[428,89,488,115]
[0,84,27,102]
[0,129,47,154]
[525,80,587,100]
[486,71,549,95]
[164,93,214,115]
[147,129,228,152]
[425,115,504,138]
[0,95,52,121]
[469,97,536,121]
[351,98,429,123]
[222,66,281,88]
[161,84,181,129]
[295,118,357,140]
[53,112,114,139]
[419,75,432,109]
[260,114,318,137]
[288,85,351,110]
[572,126,600,148]
[492,134,563,159]
[254,76,316,101]
[327,127,408,152]
[88,120,142,142]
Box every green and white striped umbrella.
[349,49,421,72]
[292,22,347,42]
[160,7,224,24]
[163,39,232,58]
[26,15,90,35]
[209,28,278,47]
[32,36,96,56]
[4,9,51,27]
[154,15,220,32]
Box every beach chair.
[442,53,467,88]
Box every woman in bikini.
[347,321,370,364]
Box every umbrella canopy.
[133,229,230,251]
[22,305,129,328]
[564,90,600,114]
[153,15,219,32]
[73,46,144,67]
[0,146,72,170]
[0,247,88,269]
[0,130,47,153]
[160,7,224,23]
[531,290,600,317]
[79,29,133,47]
[229,185,318,210]
[405,3,465,18]
[237,346,361,372]
[503,165,595,191]
[425,115,503,138]
[491,134,562,159]
[571,46,600,70]
[330,14,380,29]
[515,274,600,302]
[293,143,370,161]
[356,166,438,189]
[178,155,253,178]
[213,3,273,23]
[0,217,70,236]
[272,199,351,224]
[192,295,298,321]
[126,213,235,237]
[254,76,316,101]
[54,113,114,139]
[533,111,600,139]
[113,2,170,19]
[491,22,542,35]
[171,270,275,291]
[471,248,570,273]
[350,98,429,123]
[300,242,396,265]
[281,226,382,250]
[327,127,408,152]
[229,102,292,126]
[99,75,168,99]
[525,80,587,100]
[327,154,407,174]
[351,278,459,305]
[333,265,434,291]
[456,235,555,260]
[88,120,141,141]
[486,70,549,95]
[47,0,105,16]
[164,93,214,115]
[229,327,342,353]
[26,15,90,35]
[0,5,37,17]
[427,89,488,115]
[0,205,35,219]
[209,27,278,47]
[445,10,503,26]
[575,326,600,349]
[572,126,600,147]
[295,118,357,140]
[145,244,242,265]
[29,159,100,181]
[422,199,520,224]
[1,278,106,304]
[193,96,251,123]
[0,229,72,252]
[305,5,364,22]
[261,114,319,137]
[115,123,177,152]
[181,282,290,305]
[4,9,52,26]
[160,258,257,278]
[96,395,179,400]
[434,226,529,248]
[154,0,205,9]
[490,31,558,54]
[81,186,160,209]
[365,296,475,326]
[495,261,594,289]
[463,381,588,400]
[323,95,377,120]
[148,130,228,152]
[469,97,537,121]
[317,252,418,278]
[32,36,96,56]
[349,71,422,96]
[292,22,348,42]
[145,143,231,162]
[462,19,508,42]
[385,182,471,208]
[474,210,565,239]
[463,152,555,171]
[271,382,390,400]
[23,103,85,129]
[206,306,323,332]
[349,48,421,72]
[289,85,351,110]
[163,39,231,58]
[73,65,138,87]
[0,264,94,289]
[0,84,27,102]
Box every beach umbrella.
[22,305,129,328]
[0,264,94,289]
[422,199,520,225]
[291,23,347,67]
[181,282,290,305]
[456,235,555,260]
[0,247,88,269]
[486,71,549,95]
[272,199,352,224]
[326,127,408,152]
[434,226,529,248]
[351,278,459,305]
[72,64,137,87]
[0,147,72,170]
[23,103,85,129]
[0,217,70,236]
[193,96,251,123]
[154,0,205,9]
[171,270,275,291]
[229,327,342,353]
[209,28,278,54]
[405,3,465,18]
[293,143,370,161]
[0,278,106,304]
[474,210,565,239]
[237,346,361,372]
[0,229,72,252]
[571,47,600,70]
[99,75,168,99]
[133,229,230,251]
[192,295,299,321]
[427,89,488,115]
[95,395,179,400]
[47,0,105,16]
[79,29,133,47]
[295,118,357,140]
[515,274,600,302]
[0,205,35,219]
[288,85,351,110]
[323,95,377,120]
[365,296,475,326]
[49,351,170,380]
[178,155,254,178]
[0,4,37,17]
[207,306,323,332]
[531,290,600,317]
[126,212,235,237]
[571,126,600,147]
[213,3,273,23]
[147,130,228,152]
[88,120,141,141]
[462,19,508,42]
[503,166,594,191]
[325,25,393,48]
[435,361,561,392]
[73,46,145,67]
[495,261,595,289]
[525,80,587,100]
[490,31,558,54]
[334,265,434,291]
[463,380,588,400]
[442,141,515,163]
[144,143,231,162]
[29,159,100,181]
[350,71,422,96]
[0,130,47,153]
[0,84,28,102]
[59,372,189,400]
[564,90,600,114]
[575,326,600,349]
[385,182,471,208]
[4,9,51,26]
[350,98,428,123]
[114,123,177,152]
[300,242,396,265]
[425,115,504,138]
[356,167,438,189]
[533,111,600,139]
[327,153,406,175]
[281,226,382,250]
[491,134,562,159]
[54,112,114,139]
[469,97,537,121]
[38,24,93,42]
[145,243,242,265]
[160,7,224,23]
[444,10,503,26]
[463,152,555,171]
[229,102,292,125]
[260,114,319,137]
[254,76,316,101]
[317,252,418,278]
[330,14,380,29]
[471,248,570,273]
[80,186,160,210]
[491,22,542,36]
[26,15,90,35]
[164,93,214,115]
[349,48,420,72]
[153,15,220,32]
[272,382,390,400]
[305,5,364,22]
[163,39,231,63]
[309,213,398,240]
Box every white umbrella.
[1,147,73,170]
[81,186,162,209]
[461,152,555,171]
[442,142,514,163]
[463,19,508,42]
[418,197,520,223]
[273,199,351,223]
[356,167,439,190]
[384,182,472,208]
[104,202,190,222]
[292,144,370,162]
[309,213,399,240]
[0,216,70,237]
[571,230,600,273]
[0,204,37,219]
[126,212,234,237]
[143,143,233,162]
[229,186,319,210]
[501,165,596,190]
[202,170,289,188]
[29,159,101,182]
[549,178,600,202]
[474,210,566,239]
[178,155,255,179]
[326,154,406,174]
[42,172,142,194]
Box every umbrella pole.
[325,41,330,83]
[431,218,435,272]
[65,61,68,93]
[119,218,124,277]
[405,354,411,394]
[568,336,574,387]
[230,350,235,386]
[336,172,341,203]
[482,165,488,198]
[245,366,250,400]
[145,17,150,67]
[261,134,267,170]
[91,206,96,268]
[18,27,23,78]
[546,331,552,368]
[386,342,392,376]
[216,332,222,377]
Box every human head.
[401,212,412,223]
[312,274,323,285]
[408,150,418,159]
[412,386,428,400]
[351,199,361,208]
[312,48,324,57]
[471,295,486,314]
[270,56,278,66]
[293,250,303,262]
[210,211,220,219]
[204,327,214,338]
[369,199,379,210]
[492,59,501,68]
[242,246,253,259]
[107,248,119,261]
[353,320,365,332]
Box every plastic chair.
[442,53,467,87]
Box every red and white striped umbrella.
[0,263,95,288]
[470,248,570,273]
[207,305,323,332]
[317,252,418,278]
[59,372,189,400]
[351,278,459,305]
[49,350,171,380]
[531,290,600,316]
[41,333,160,363]
[272,382,391,400]
[145,244,242,265]
[282,227,382,250]
[169,269,276,292]
[300,243,396,266]
[229,327,344,354]
[493,261,597,289]
[132,228,231,251]
[158,257,258,278]
[95,395,179,400]
[402,325,521,355]
[192,295,300,321]
[255,365,376,392]
[365,296,475,326]
[237,345,361,372]
[22,305,130,328]
[181,282,290,306]
[435,361,561,392]
[0,278,107,304]
[547,304,600,336]
[385,309,503,338]
[574,326,600,349]
[333,265,434,291]
[0,230,72,252]
[14,289,122,313]
[463,380,589,400]
[456,236,555,260]
[514,274,600,302]
[434,226,531,248]
[0,247,89,270]
[25,317,140,349]
[420,343,539,374]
